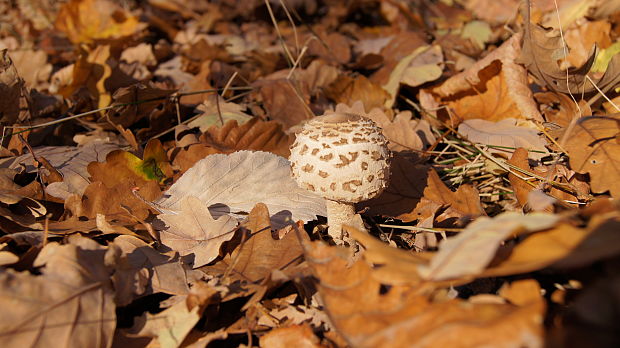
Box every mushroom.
[289,113,390,244]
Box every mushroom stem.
[325,199,356,244]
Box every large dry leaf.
[422,34,541,126]
[482,213,620,278]
[158,196,238,268]
[0,237,115,348]
[303,239,545,348]
[419,212,560,281]
[458,118,549,160]
[155,151,326,224]
[518,1,620,95]
[565,114,620,197]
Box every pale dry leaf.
[9,49,52,87]
[419,212,560,281]
[382,45,443,108]
[128,295,201,348]
[459,118,549,160]
[155,151,327,224]
[0,143,122,199]
[0,237,115,348]
[189,94,252,131]
[564,114,620,197]
[158,196,238,268]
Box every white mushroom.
[289,113,390,244]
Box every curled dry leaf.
[158,196,238,268]
[458,118,549,160]
[0,49,31,124]
[564,114,620,197]
[156,151,326,224]
[518,0,620,95]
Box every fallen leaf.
[108,235,195,305]
[257,78,313,129]
[259,324,324,348]
[158,196,238,268]
[382,45,443,109]
[203,203,305,284]
[0,49,30,124]
[88,139,172,186]
[0,237,115,348]
[564,114,620,197]
[127,295,202,348]
[303,238,545,347]
[105,83,175,128]
[155,151,326,224]
[411,168,485,226]
[189,94,252,131]
[324,74,389,112]
[519,1,620,95]
[507,147,536,208]
[55,0,145,44]
[423,33,542,126]
[418,212,560,281]
[458,118,549,160]
[201,118,293,158]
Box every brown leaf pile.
[1,0,620,347]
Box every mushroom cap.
[289,113,391,203]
